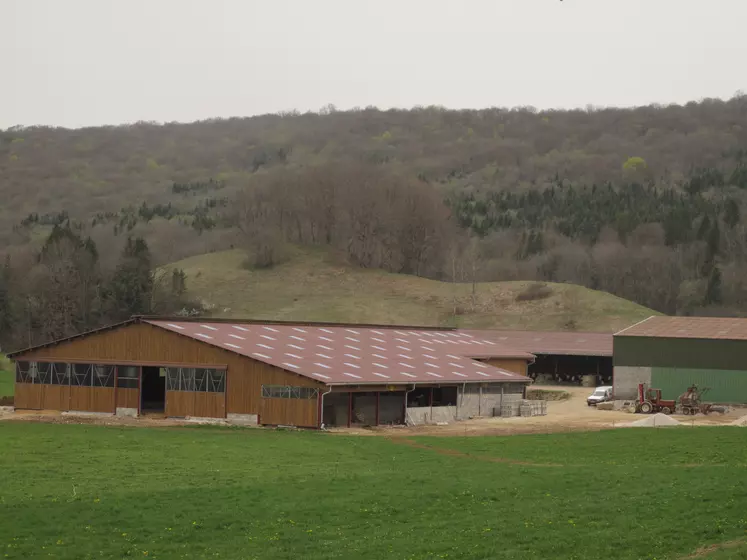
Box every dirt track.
[0,386,743,435]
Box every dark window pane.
[16,362,31,384]
[72,364,92,387]
[166,368,180,391]
[208,370,225,393]
[179,368,196,392]
[194,369,208,392]
[36,363,52,385]
[92,365,115,388]
[51,363,70,386]
[116,366,138,389]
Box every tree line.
[0,225,196,351]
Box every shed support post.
[428,387,434,423]
[347,392,352,428]
[375,392,380,425]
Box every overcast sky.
[2,0,745,129]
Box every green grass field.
[1,424,745,560]
[165,248,656,332]
[0,353,13,397]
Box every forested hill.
[2,96,747,349]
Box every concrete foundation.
[185,417,228,425]
[227,413,259,426]
[63,410,113,417]
[613,366,652,399]
[116,407,138,418]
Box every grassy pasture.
[165,247,656,332]
[0,424,745,560]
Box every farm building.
[461,329,612,386]
[614,316,747,403]
[7,318,533,428]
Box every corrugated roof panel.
[614,316,747,341]
[459,329,613,357]
[146,321,531,384]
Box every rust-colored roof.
[615,316,747,340]
[147,320,531,385]
[459,329,613,357]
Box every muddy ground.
[0,386,743,436]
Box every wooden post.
[375,392,380,425]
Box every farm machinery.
[634,383,728,415]
[634,383,676,414]
[677,384,728,415]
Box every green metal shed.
[613,316,747,404]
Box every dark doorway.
[141,366,166,412]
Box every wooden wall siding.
[42,386,70,411]
[20,322,324,421]
[194,393,225,418]
[483,358,528,376]
[14,385,71,410]
[260,397,318,428]
[165,391,195,417]
[116,388,139,409]
[70,387,115,413]
[14,384,42,410]
[164,391,226,418]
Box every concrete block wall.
[406,406,457,426]
[613,366,652,399]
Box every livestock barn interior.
[8,318,534,427]
[464,330,613,386]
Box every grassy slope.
[166,248,657,332]
[0,424,746,560]
[0,353,12,397]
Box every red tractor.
[635,383,676,414]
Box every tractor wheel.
[640,402,653,414]
[682,408,690,415]
[662,407,672,415]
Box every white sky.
[2,0,746,129]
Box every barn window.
[261,385,319,399]
[15,362,33,384]
[207,370,225,393]
[92,365,115,388]
[51,363,70,385]
[116,366,139,389]
[72,364,93,387]
[165,367,226,393]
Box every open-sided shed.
[8,318,533,427]
[461,329,612,385]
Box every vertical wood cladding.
[482,358,528,376]
[18,322,323,422]
[116,388,139,409]
[259,397,318,427]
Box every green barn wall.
[651,367,747,404]
[614,336,747,370]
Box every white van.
[587,386,613,406]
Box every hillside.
[164,248,655,332]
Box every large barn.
[7,317,533,428]
[461,329,612,385]
[614,316,747,403]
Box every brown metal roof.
[459,329,613,357]
[614,316,747,340]
[147,320,531,385]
